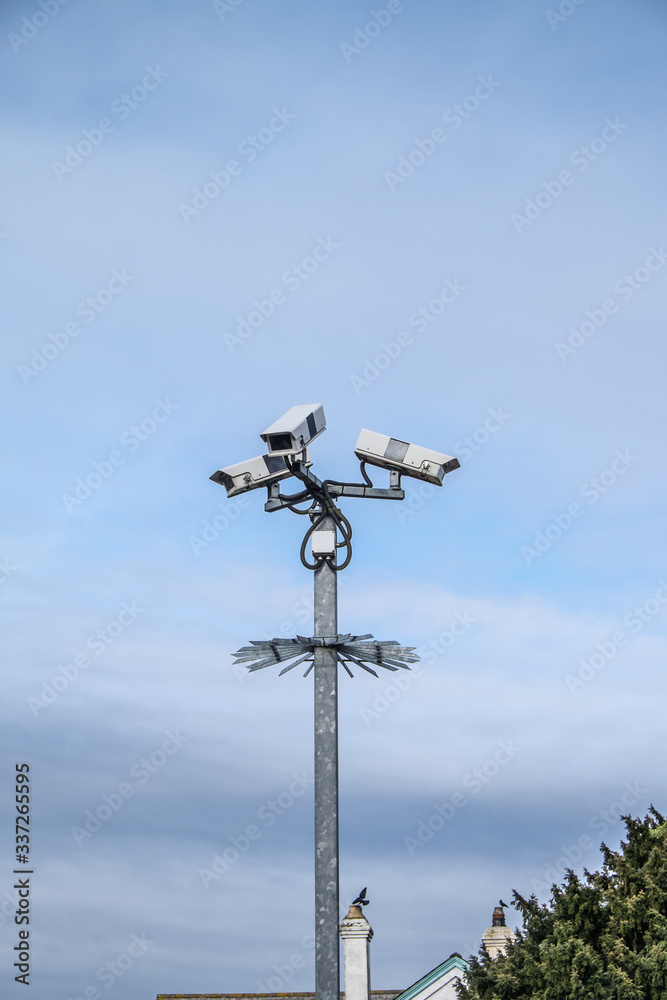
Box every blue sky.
[2,0,667,997]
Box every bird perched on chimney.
[353,888,369,906]
[499,899,509,908]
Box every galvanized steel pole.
[313,513,339,1000]
[216,408,459,1000]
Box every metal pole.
[313,513,339,1000]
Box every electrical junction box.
[311,530,336,555]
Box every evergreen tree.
[458,807,667,999]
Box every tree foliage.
[458,808,667,999]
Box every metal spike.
[241,654,286,669]
[278,653,314,676]
[344,653,379,678]
[356,662,379,678]
[233,632,420,677]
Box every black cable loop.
[321,483,350,540]
[321,483,353,570]
[275,488,312,504]
[281,456,357,572]
[298,499,353,571]
[333,538,353,571]
[287,502,315,514]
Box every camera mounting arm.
[264,459,405,513]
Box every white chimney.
[481,905,516,959]
[339,903,373,1000]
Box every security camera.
[210,450,312,498]
[260,404,326,456]
[354,430,460,486]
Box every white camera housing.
[210,450,311,498]
[260,404,326,456]
[355,429,460,486]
